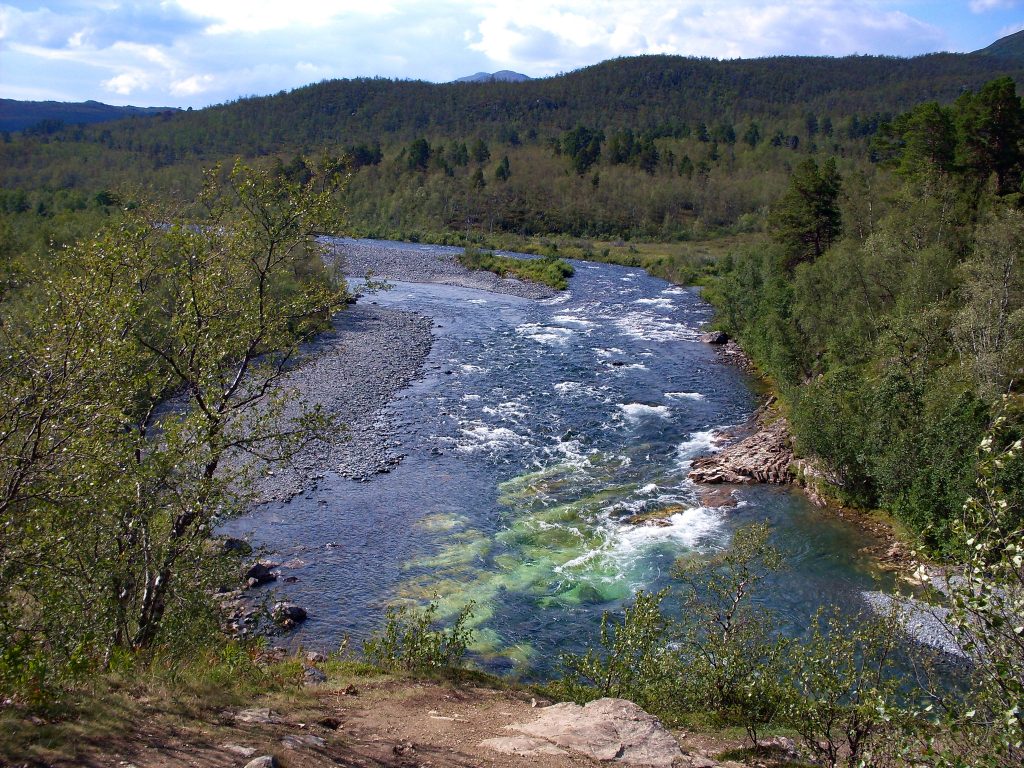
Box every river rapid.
[221,242,895,677]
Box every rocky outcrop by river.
[688,395,794,486]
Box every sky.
[1,1,1023,109]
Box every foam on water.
[552,313,596,328]
[666,392,705,401]
[634,297,675,309]
[540,291,573,305]
[461,364,488,374]
[612,312,698,343]
[515,323,575,345]
[482,400,531,420]
[614,506,725,554]
[618,403,672,421]
[456,422,531,454]
[677,429,720,460]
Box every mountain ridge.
[454,70,531,83]
[0,98,179,133]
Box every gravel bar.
[244,303,433,504]
[326,237,558,300]
[243,238,562,504]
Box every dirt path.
[13,677,746,768]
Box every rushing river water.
[221,244,895,677]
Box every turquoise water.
[220,246,894,676]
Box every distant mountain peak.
[454,70,531,83]
[974,29,1024,59]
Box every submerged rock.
[244,561,277,588]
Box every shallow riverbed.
[221,242,897,677]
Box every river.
[220,245,895,678]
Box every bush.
[556,589,676,712]
[362,601,474,672]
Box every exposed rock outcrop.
[688,415,793,485]
[482,698,684,766]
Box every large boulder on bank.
[700,330,730,345]
[483,698,683,766]
[272,602,307,628]
[688,417,793,485]
[244,561,277,588]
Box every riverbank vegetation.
[704,77,1024,557]
[0,158,349,708]
[457,246,574,289]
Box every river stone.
[506,698,683,766]
[244,562,276,587]
[272,602,307,628]
[700,330,729,344]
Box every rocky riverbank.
[240,238,565,504]
[326,237,559,300]
[242,304,433,504]
[688,398,794,486]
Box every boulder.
[303,666,327,685]
[697,487,737,509]
[499,697,683,767]
[244,562,276,588]
[272,602,307,628]
[243,758,278,768]
[700,330,729,345]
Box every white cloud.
[970,0,1020,12]
[468,1,946,73]
[104,71,151,95]
[170,73,214,96]
[171,0,397,34]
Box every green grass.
[457,247,575,290]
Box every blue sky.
[1,1,1022,108]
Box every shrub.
[363,601,474,672]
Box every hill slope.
[0,99,178,133]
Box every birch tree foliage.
[0,158,348,694]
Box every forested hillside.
[4,43,1024,241]
[0,99,178,134]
